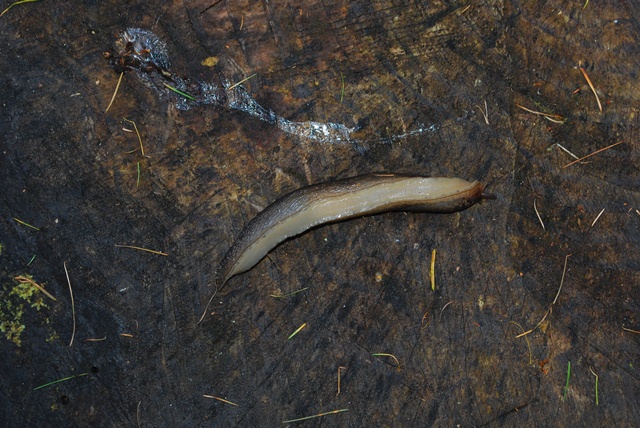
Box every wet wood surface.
[0,1,638,426]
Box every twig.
[114,244,168,256]
[534,200,546,231]
[105,71,124,112]
[591,208,605,227]
[563,141,624,168]
[64,262,76,347]
[622,327,640,334]
[203,395,239,407]
[580,67,602,112]
[282,409,348,424]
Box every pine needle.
[13,217,40,230]
[105,72,124,112]
[14,275,57,301]
[288,323,307,340]
[563,141,624,168]
[0,0,40,19]
[372,353,400,369]
[227,73,257,90]
[562,361,571,402]
[33,372,88,391]
[591,208,605,227]
[282,408,348,424]
[122,118,145,156]
[64,262,76,347]
[534,200,545,231]
[163,83,196,100]
[114,244,168,256]
[203,395,239,407]
[430,249,437,291]
[580,67,602,112]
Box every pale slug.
[199,173,493,323]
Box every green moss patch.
[0,274,50,346]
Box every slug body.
[216,173,490,289]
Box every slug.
[199,173,493,323]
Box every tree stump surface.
[0,1,638,426]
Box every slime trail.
[105,28,355,144]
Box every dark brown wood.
[0,1,638,426]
